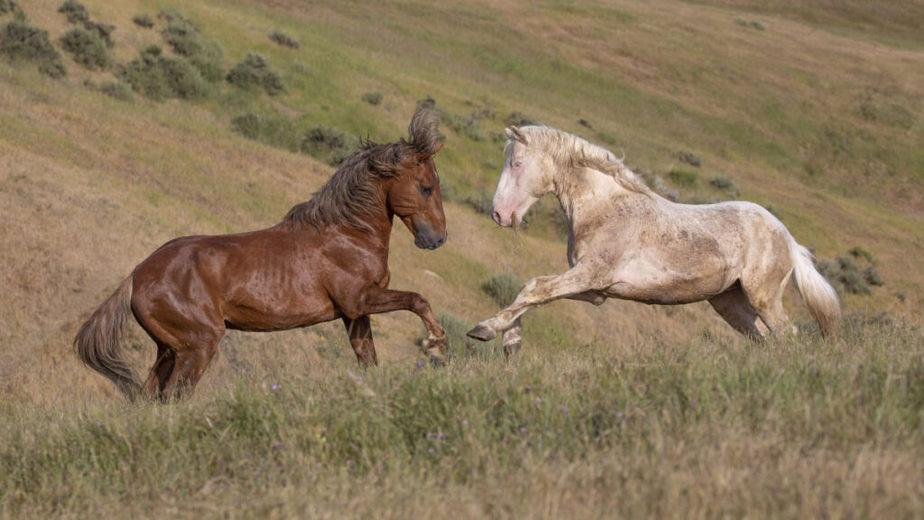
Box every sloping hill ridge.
[1,0,921,403]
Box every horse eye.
[512,160,523,169]
[420,185,433,197]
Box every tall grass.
[2,323,921,517]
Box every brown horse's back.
[131,225,340,335]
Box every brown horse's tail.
[789,241,842,337]
[74,277,141,400]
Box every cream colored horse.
[467,125,841,356]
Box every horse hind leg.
[136,312,224,400]
[708,283,768,338]
[343,316,378,367]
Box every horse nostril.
[492,209,502,225]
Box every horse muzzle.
[415,229,447,250]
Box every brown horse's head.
[387,109,448,250]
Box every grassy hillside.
[1,0,922,516]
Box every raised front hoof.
[466,325,496,342]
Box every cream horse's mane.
[512,125,654,196]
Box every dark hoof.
[503,342,522,359]
[466,325,496,342]
[428,354,447,368]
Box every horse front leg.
[345,286,448,362]
[467,267,595,346]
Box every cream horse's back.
[468,125,841,356]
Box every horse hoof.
[428,354,447,368]
[503,342,521,359]
[466,325,496,342]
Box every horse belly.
[605,257,729,305]
[222,281,337,332]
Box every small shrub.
[361,91,383,105]
[848,246,874,264]
[735,18,765,30]
[815,251,884,296]
[132,14,154,28]
[60,26,109,70]
[674,150,702,167]
[82,20,114,48]
[98,80,132,101]
[118,45,208,101]
[432,313,480,359]
[58,0,88,24]
[226,53,285,96]
[231,111,300,151]
[709,176,739,196]
[417,95,436,111]
[505,111,537,127]
[445,109,494,142]
[0,0,18,15]
[269,30,299,49]
[0,20,66,78]
[462,191,493,216]
[668,168,698,188]
[301,126,359,166]
[481,273,524,308]
[159,9,224,82]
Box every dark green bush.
[132,14,154,29]
[668,168,699,188]
[709,176,739,196]
[98,80,132,101]
[0,0,18,15]
[118,45,208,101]
[0,20,66,78]
[226,53,285,96]
[815,252,884,296]
[58,0,88,24]
[445,109,494,142]
[301,126,359,166]
[481,273,524,308]
[230,111,300,152]
[269,30,299,49]
[159,9,224,82]
[60,26,109,70]
[674,150,702,167]
[505,111,537,127]
[82,20,114,48]
[361,91,382,105]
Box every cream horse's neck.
[551,161,658,232]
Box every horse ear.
[505,126,528,145]
[416,141,443,161]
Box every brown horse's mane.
[284,109,441,233]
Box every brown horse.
[75,109,449,400]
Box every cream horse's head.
[490,126,555,228]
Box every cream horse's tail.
[789,239,842,336]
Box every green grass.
[1,322,921,517]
